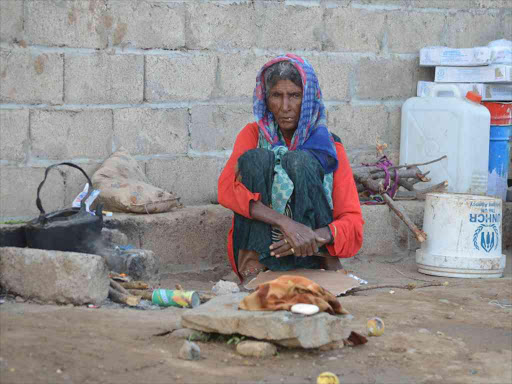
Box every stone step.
[102,202,511,276]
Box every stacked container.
[401,85,490,194]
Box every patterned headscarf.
[253,54,338,174]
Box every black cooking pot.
[25,162,104,254]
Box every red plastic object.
[466,91,482,104]
[482,102,512,126]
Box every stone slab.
[103,205,233,274]
[0,247,109,305]
[181,293,351,349]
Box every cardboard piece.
[245,269,360,296]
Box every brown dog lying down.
[238,275,349,315]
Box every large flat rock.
[0,247,109,305]
[181,293,351,349]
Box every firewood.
[381,193,427,243]
[108,287,141,306]
[120,281,149,290]
[395,181,448,200]
[109,279,131,296]
[128,289,153,301]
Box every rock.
[212,280,240,296]
[101,228,129,246]
[15,296,24,303]
[178,341,201,361]
[171,328,208,341]
[439,299,450,304]
[102,248,158,281]
[418,328,431,334]
[236,341,277,358]
[181,293,351,349]
[0,247,109,305]
[445,312,455,319]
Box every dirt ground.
[1,252,511,384]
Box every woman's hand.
[270,218,329,257]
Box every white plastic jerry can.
[400,84,491,195]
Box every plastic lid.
[466,91,482,103]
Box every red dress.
[218,122,364,279]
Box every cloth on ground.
[238,275,347,315]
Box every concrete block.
[190,104,253,152]
[113,108,189,156]
[445,11,503,48]
[188,2,258,50]
[145,54,216,101]
[387,105,402,149]
[217,53,273,99]
[0,50,63,104]
[0,0,24,43]
[347,148,399,166]
[0,109,29,162]
[146,156,227,206]
[109,0,185,48]
[0,247,109,305]
[62,162,102,207]
[0,166,65,219]
[308,55,353,101]
[104,205,233,274]
[65,53,144,104]
[387,11,447,53]
[357,201,424,257]
[355,58,433,100]
[31,110,112,160]
[256,3,323,50]
[25,0,111,49]
[327,104,389,150]
[324,7,386,53]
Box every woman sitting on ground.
[218,54,364,283]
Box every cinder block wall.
[0,0,509,219]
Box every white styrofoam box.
[417,81,512,101]
[420,46,491,67]
[488,39,512,65]
[482,83,512,101]
[435,65,512,83]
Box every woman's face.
[267,80,303,138]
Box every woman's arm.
[325,143,364,258]
[217,123,261,218]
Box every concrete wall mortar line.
[0,42,422,60]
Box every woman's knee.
[237,148,274,175]
[281,150,322,179]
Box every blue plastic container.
[488,124,511,200]
[483,102,511,200]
